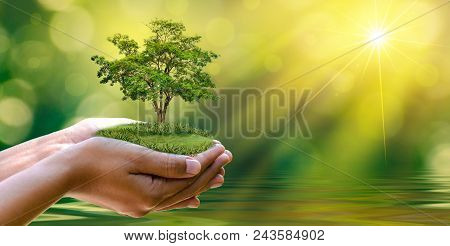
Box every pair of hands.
[0,118,232,225]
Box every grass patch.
[96,122,214,155]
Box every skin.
[0,118,232,225]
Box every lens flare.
[369,29,387,46]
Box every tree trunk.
[153,95,170,123]
[156,109,167,123]
[161,111,166,123]
[156,111,163,123]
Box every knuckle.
[162,154,177,176]
[85,136,107,146]
[79,137,117,154]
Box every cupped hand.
[0,118,230,211]
[52,137,231,217]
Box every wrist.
[37,143,89,191]
[31,154,77,196]
[0,133,72,181]
[57,141,102,191]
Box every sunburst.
[291,0,449,164]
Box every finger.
[199,174,225,193]
[224,150,233,162]
[161,167,225,197]
[157,167,225,199]
[156,197,200,211]
[209,174,225,189]
[155,153,230,210]
[148,149,227,198]
[194,143,225,171]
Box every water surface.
[32,171,450,225]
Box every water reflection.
[32,171,450,225]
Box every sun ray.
[361,46,376,78]
[386,42,427,69]
[377,47,388,163]
[285,46,370,125]
[368,29,388,47]
[374,0,379,27]
[335,39,374,53]
[311,28,368,39]
[304,46,369,107]
[389,37,449,48]
[387,43,441,78]
[388,21,442,38]
[381,0,394,28]
[388,24,423,34]
[381,45,397,71]
[386,0,419,30]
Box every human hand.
[61,118,232,211]
[0,118,136,181]
[0,118,228,190]
[0,118,231,220]
[55,137,231,217]
[0,136,231,225]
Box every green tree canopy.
[91,19,218,123]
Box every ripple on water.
[32,172,450,225]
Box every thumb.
[90,137,202,178]
[133,142,225,178]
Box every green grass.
[96,122,214,155]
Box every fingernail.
[211,183,223,189]
[186,158,201,175]
[188,203,199,208]
[215,174,224,182]
[225,150,233,160]
[219,153,231,164]
[188,197,200,208]
[212,140,221,144]
[209,143,223,150]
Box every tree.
[91,19,218,123]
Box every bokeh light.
[206,18,235,47]
[49,7,94,52]
[368,29,388,47]
[164,0,189,16]
[0,0,449,225]
[0,97,32,127]
[37,0,75,11]
[65,73,89,97]
[0,97,33,145]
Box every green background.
[1,0,450,225]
